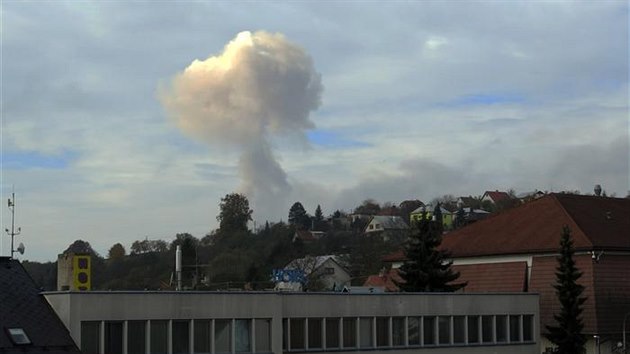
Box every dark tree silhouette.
[217,193,252,232]
[545,226,587,354]
[399,212,465,292]
[288,202,310,230]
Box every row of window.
[282,314,535,351]
[81,314,534,354]
[81,318,271,354]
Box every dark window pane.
[342,318,356,348]
[194,320,212,354]
[496,315,507,343]
[81,321,100,354]
[172,320,189,354]
[408,317,420,346]
[282,319,288,351]
[392,317,405,346]
[438,317,450,345]
[423,317,436,345]
[359,317,373,348]
[325,318,340,349]
[128,321,146,354]
[376,318,389,347]
[510,315,521,342]
[235,319,251,353]
[255,319,271,353]
[290,318,305,350]
[215,320,232,354]
[151,320,168,354]
[467,316,479,344]
[308,318,322,349]
[481,316,493,343]
[453,316,465,344]
[105,321,123,354]
[523,315,534,342]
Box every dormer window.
[6,327,31,345]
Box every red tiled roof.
[452,262,527,292]
[483,190,512,203]
[382,249,405,263]
[363,269,405,292]
[440,194,630,257]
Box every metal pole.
[6,192,21,259]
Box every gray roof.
[0,257,80,353]
[370,215,409,230]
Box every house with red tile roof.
[441,193,630,354]
[481,190,513,204]
[382,193,630,353]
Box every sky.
[1,1,628,262]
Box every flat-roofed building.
[44,291,539,354]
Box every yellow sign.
[73,255,91,291]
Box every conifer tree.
[399,211,465,292]
[545,226,587,354]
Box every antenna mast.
[6,192,22,259]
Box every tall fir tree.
[545,226,587,354]
[399,211,465,292]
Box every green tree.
[354,199,381,215]
[545,226,587,354]
[217,193,253,232]
[288,202,310,230]
[108,243,126,260]
[314,205,323,222]
[399,213,465,292]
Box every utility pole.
[5,192,22,259]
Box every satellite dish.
[17,243,25,255]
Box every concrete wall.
[44,291,539,354]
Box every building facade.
[44,291,539,354]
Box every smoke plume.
[160,31,322,212]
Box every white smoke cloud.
[160,31,323,211]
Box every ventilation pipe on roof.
[176,245,182,291]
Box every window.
[215,320,232,354]
[481,316,493,343]
[6,328,31,345]
[423,316,436,345]
[127,321,146,354]
[104,321,123,354]
[326,318,340,349]
[467,316,479,344]
[438,316,450,345]
[392,317,405,347]
[324,267,335,275]
[194,320,212,354]
[523,315,534,342]
[255,319,271,353]
[342,318,356,348]
[151,320,168,354]
[308,318,323,349]
[235,319,251,353]
[408,317,420,346]
[509,315,521,342]
[173,320,190,354]
[290,318,305,350]
[359,317,373,348]
[81,322,100,354]
[376,317,389,347]
[453,316,465,344]
[496,315,507,343]
[282,319,288,350]
[369,224,374,230]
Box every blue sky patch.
[441,93,526,107]
[307,130,370,149]
[3,150,77,170]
